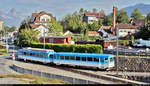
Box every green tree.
[103,16,113,26]
[117,9,129,24]
[15,29,39,47]
[19,19,31,32]
[48,18,63,36]
[62,13,86,33]
[134,13,150,39]
[131,8,144,20]
[83,28,89,40]
[88,19,103,31]
[79,8,84,17]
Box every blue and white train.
[17,48,115,70]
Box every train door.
[49,54,54,63]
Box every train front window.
[50,54,53,58]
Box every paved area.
[0,55,27,84]
[0,78,27,84]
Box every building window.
[42,19,45,22]
[49,38,53,43]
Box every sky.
[1,0,150,20]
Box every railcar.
[18,47,55,63]
[17,48,115,70]
[53,52,114,69]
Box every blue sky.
[1,0,150,20]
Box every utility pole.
[43,29,45,49]
[116,26,119,76]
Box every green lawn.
[0,49,8,55]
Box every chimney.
[113,6,116,35]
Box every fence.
[12,64,100,84]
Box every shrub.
[31,43,103,54]
[119,40,130,46]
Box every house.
[83,12,105,24]
[40,36,72,44]
[30,24,50,38]
[115,24,140,37]
[131,19,146,27]
[31,11,54,26]
[88,31,99,36]
[111,7,140,37]
[30,11,55,38]
[0,19,4,31]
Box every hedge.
[31,43,103,54]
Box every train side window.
[30,53,33,56]
[81,57,86,61]
[70,56,75,60]
[105,58,108,62]
[88,57,93,61]
[60,56,64,60]
[76,57,80,60]
[53,55,56,59]
[94,58,99,62]
[110,58,113,62]
[35,54,39,57]
[65,56,69,60]
[27,53,30,56]
[40,54,43,57]
[23,52,26,55]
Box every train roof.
[55,52,114,57]
[19,47,54,53]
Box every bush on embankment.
[31,43,103,54]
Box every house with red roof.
[31,11,55,26]
[29,11,55,37]
[83,12,105,24]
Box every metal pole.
[116,26,119,76]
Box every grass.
[0,49,8,55]
[0,74,71,84]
